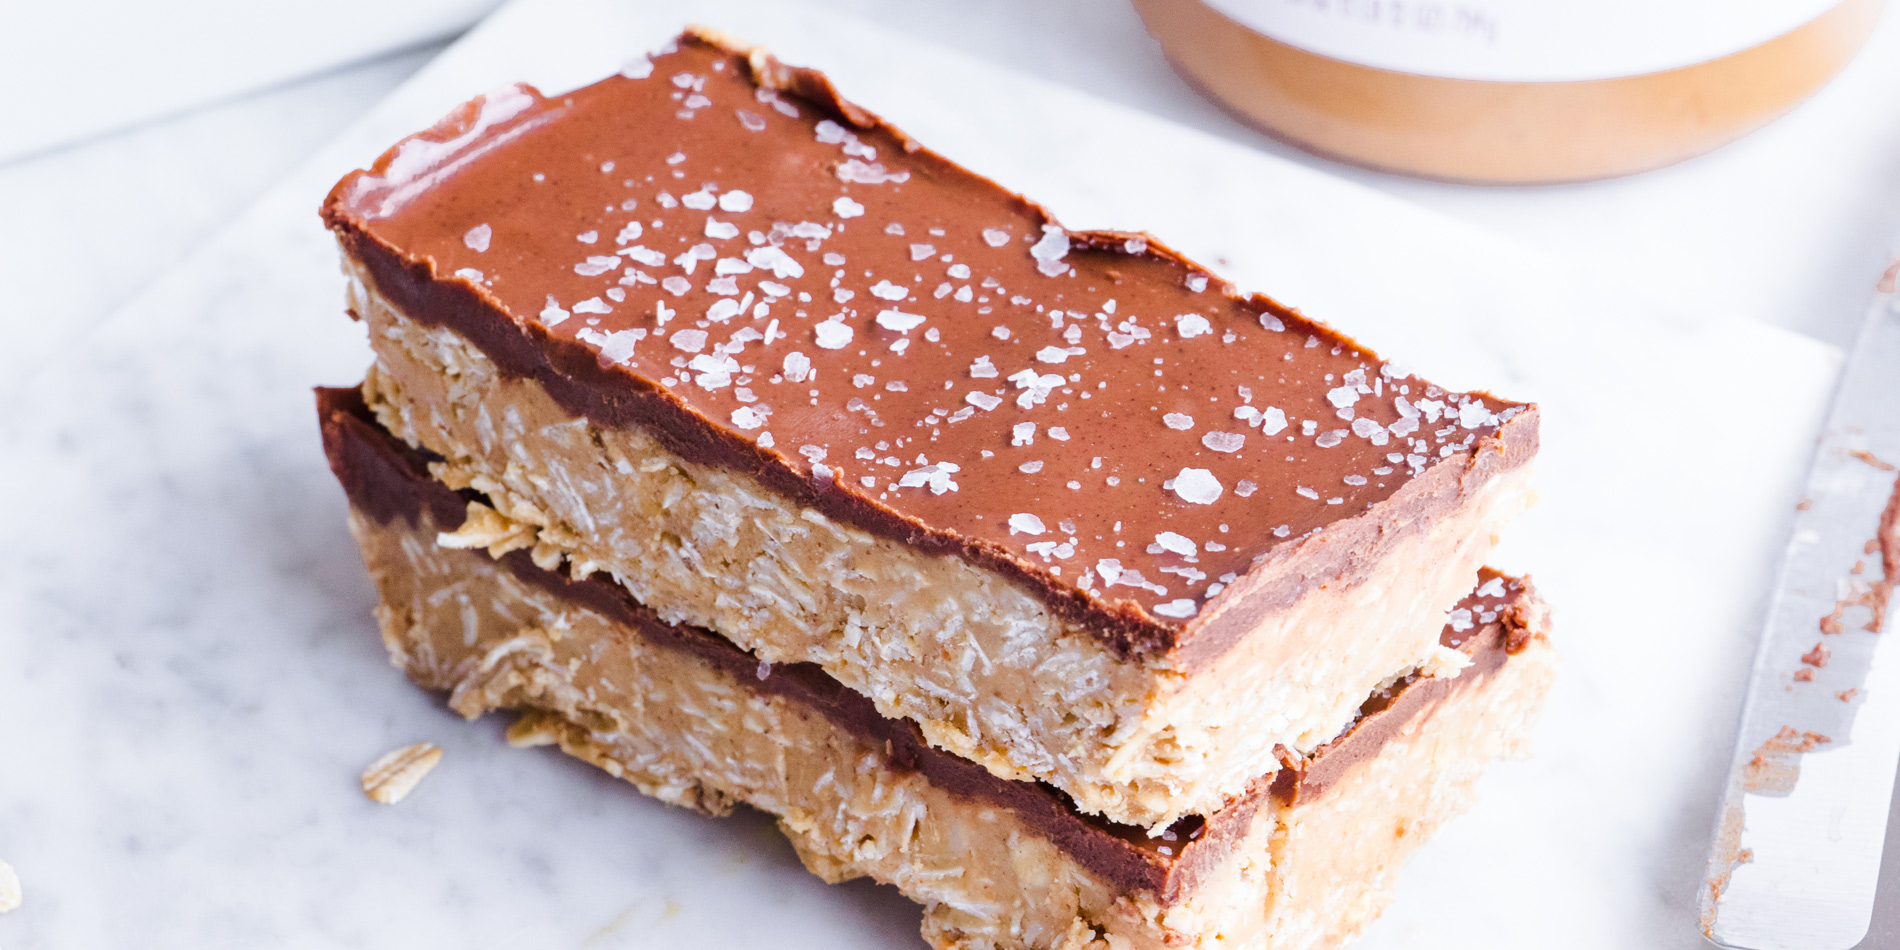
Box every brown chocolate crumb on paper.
[1742,727,1833,796]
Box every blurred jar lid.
[1137,0,1883,183]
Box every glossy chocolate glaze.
[318,386,1543,901]
[322,30,1536,663]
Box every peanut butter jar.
[1135,0,1882,183]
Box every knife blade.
[1701,253,1900,950]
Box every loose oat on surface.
[0,858,21,913]
[361,742,444,804]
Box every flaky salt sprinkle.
[1175,313,1212,338]
[1172,468,1222,505]
[983,228,1012,248]
[1154,599,1197,619]
[1008,513,1046,535]
[463,223,491,252]
[876,309,926,332]
[1202,431,1244,452]
[539,295,570,327]
[1163,413,1194,431]
[1030,225,1070,277]
[814,318,853,350]
[833,196,865,218]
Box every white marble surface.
[0,0,1880,946]
[0,0,498,164]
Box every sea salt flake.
[615,222,644,244]
[575,256,620,277]
[661,275,692,295]
[1012,422,1037,446]
[1172,468,1222,505]
[706,299,743,322]
[705,219,740,240]
[730,406,768,429]
[875,309,926,333]
[870,280,909,301]
[814,319,853,350]
[621,245,666,267]
[1008,513,1046,535]
[1036,346,1071,364]
[1259,313,1285,331]
[837,159,910,184]
[1163,413,1194,431]
[736,109,768,132]
[1186,274,1208,292]
[1235,479,1257,498]
[1154,600,1198,619]
[745,245,804,279]
[539,296,570,327]
[833,196,865,218]
[1295,486,1320,500]
[1459,400,1499,429]
[910,244,937,261]
[463,223,492,252]
[1019,460,1044,474]
[983,228,1012,247]
[573,297,612,314]
[969,356,998,378]
[1327,385,1361,409]
[1154,531,1197,555]
[1048,427,1069,441]
[897,461,961,494]
[1175,314,1212,338]
[782,351,813,382]
[1202,431,1244,452]
[1315,429,1346,448]
[966,392,1002,411]
[577,327,646,364]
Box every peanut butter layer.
[319,384,1554,945]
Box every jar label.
[1201,0,1840,81]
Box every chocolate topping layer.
[318,385,1543,899]
[321,31,1536,663]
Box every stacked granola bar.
[317,29,1554,949]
